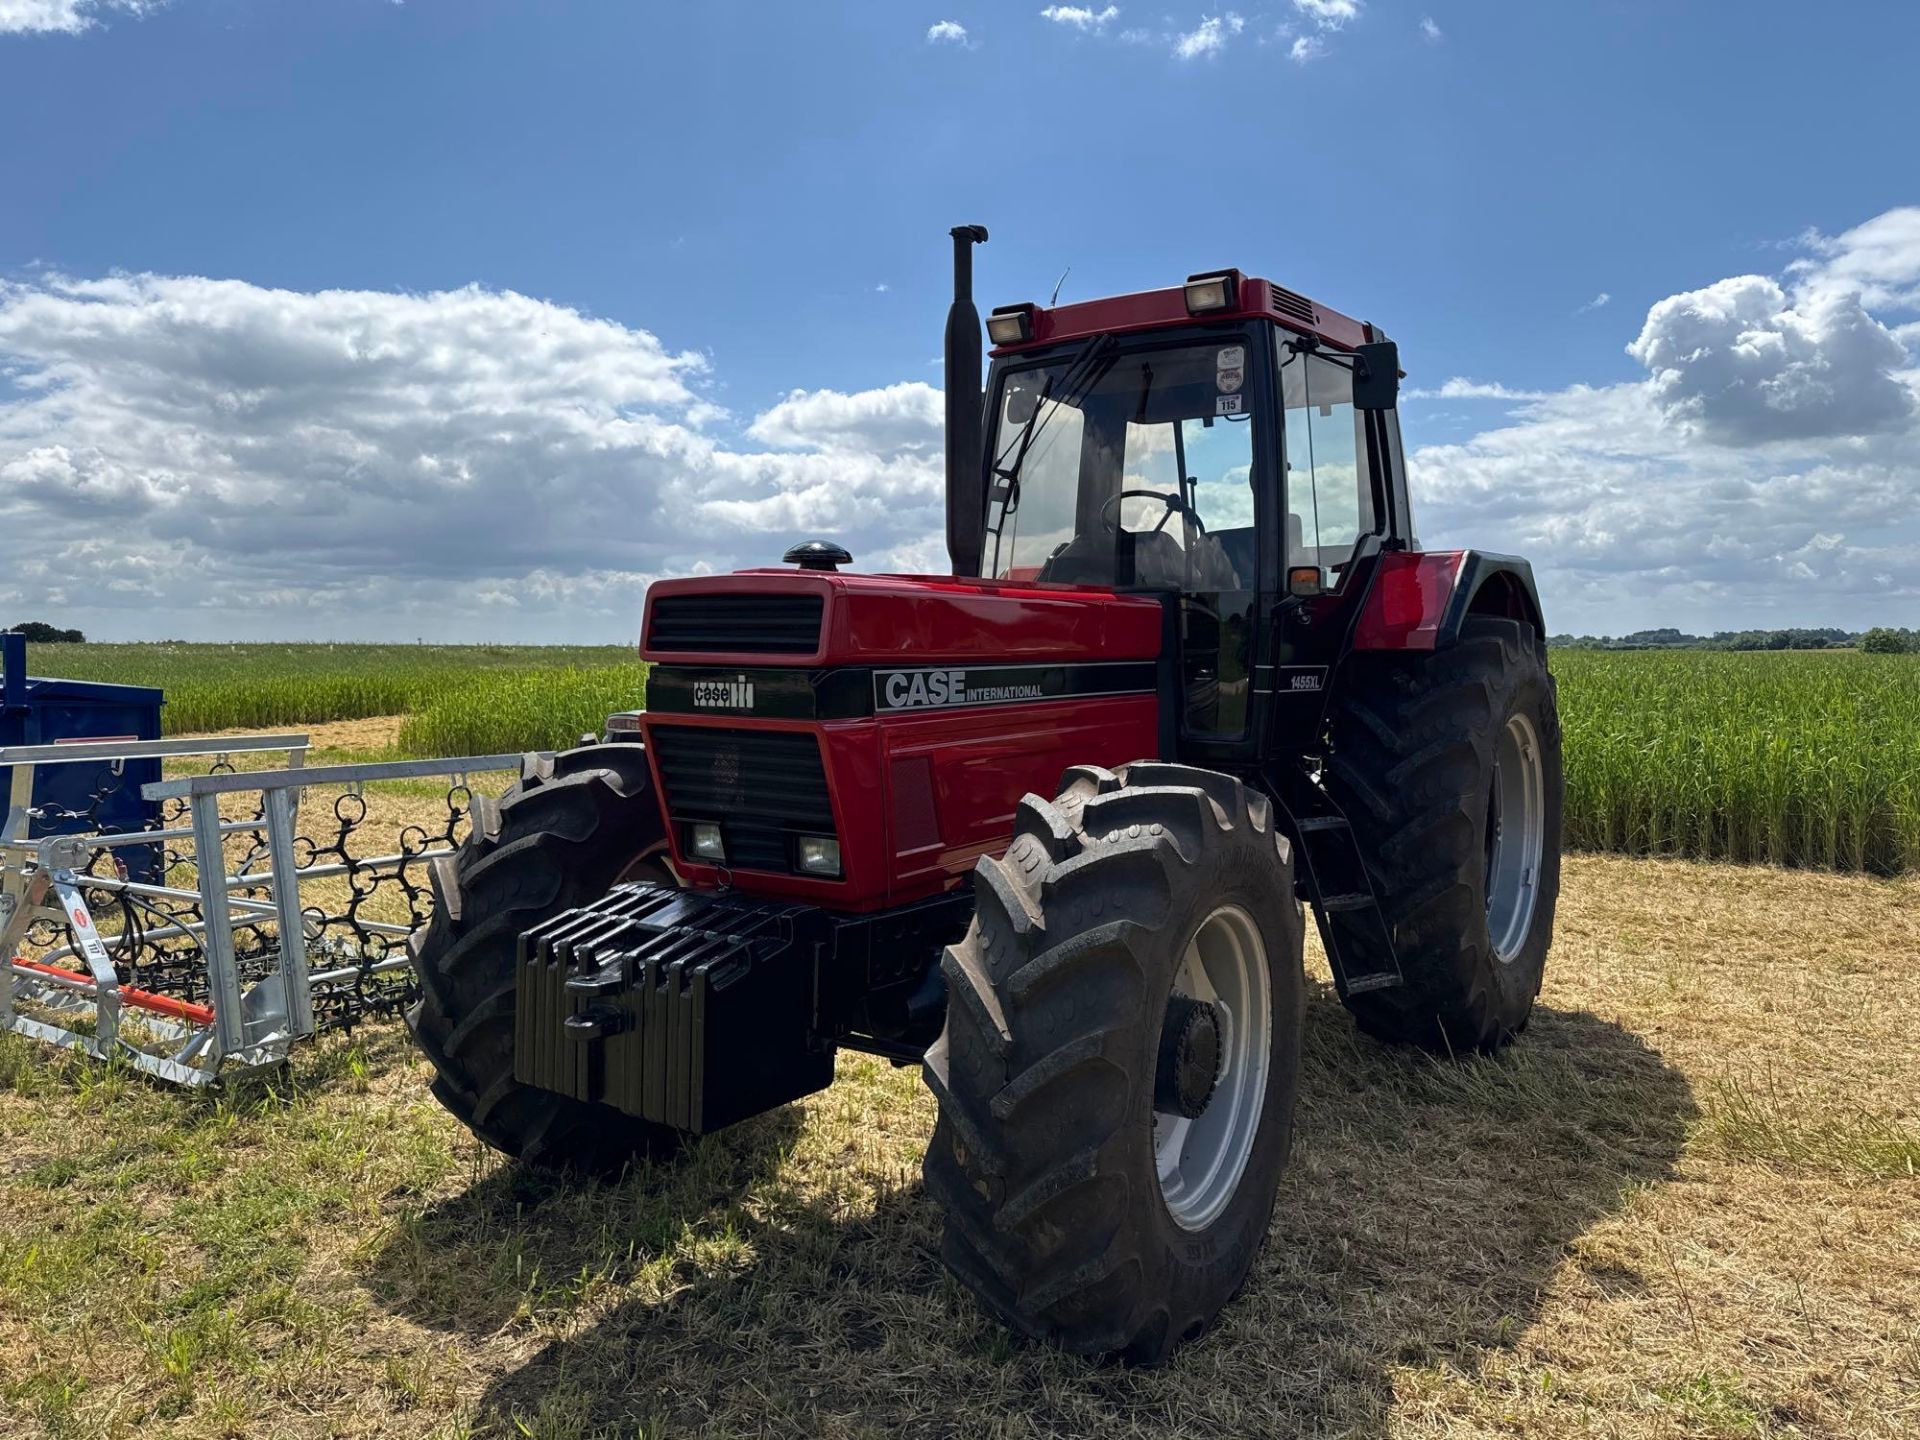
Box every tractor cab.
[960,267,1411,766]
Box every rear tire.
[922,762,1304,1365]
[405,744,687,1172]
[1325,616,1564,1053]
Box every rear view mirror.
[1004,379,1041,426]
[1352,341,1400,411]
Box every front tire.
[1325,616,1564,1053]
[922,762,1304,1365]
[405,744,687,1171]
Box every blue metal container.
[1,633,166,878]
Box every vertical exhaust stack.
[944,224,989,577]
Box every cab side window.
[1280,347,1379,587]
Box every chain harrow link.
[28,756,474,1032]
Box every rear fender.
[1350,550,1545,652]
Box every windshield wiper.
[992,333,1119,491]
[984,333,1119,575]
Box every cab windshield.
[981,339,1258,592]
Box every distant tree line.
[1860,627,1919,654]
[1549,626,1915,653]
[5,621,86,644]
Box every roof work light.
[986,304,1034,345]
[1184,270,1240,315]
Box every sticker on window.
[1215,345,1245,393]
[1216,393,1244,416]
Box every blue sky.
[2,1,1918,641]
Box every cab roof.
[988,273,1371,358]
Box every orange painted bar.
[9,956,217,1027]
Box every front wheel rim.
[1486,711,1546,962]
[1154,904,1271,1232]
[614,850,679,887]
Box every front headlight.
[795,835,842,877]
[689,822,725,861]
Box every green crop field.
[394,664,651,757]
[16,642,1920,874]
[26,642,644,741]
[1554,650,1920,874]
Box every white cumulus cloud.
[1406,378,1553,402]
[1411,207,1920,632]
[746,382,942,455]
[0,275,945,641]
[1792,207,1920,311]
[1288,34,1326,62]
[0,0,150,33]
[8,209,1920,644]
[1419,14,1441,40]
[1040,4,1119,31]
[1625,273,1913,444]
[926,19,969,44]
[1173,11,1243,59]
[1293,0,1358,28]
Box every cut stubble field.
[1,649,1915,1437]
[0,826,1914,1438]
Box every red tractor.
[407,226,1563,1364]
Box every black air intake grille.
[650,726,835,875]
[1268,284,1318,326]
[647,593,824,655]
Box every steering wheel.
[1097,488,1205,536]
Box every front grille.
[647,593,824,655]
[1268,283,1318,326]
[650,726,835,875]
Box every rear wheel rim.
[1154,904,1271,1232]
[1486,711,1545,962]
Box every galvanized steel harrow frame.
[0,736,543,1086]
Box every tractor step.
[1341,972,1405,996]
[1294,815,1348,833]
[1266,767,1404,997]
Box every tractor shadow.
[366,1103,808,1337]
[379,997,1694,1438]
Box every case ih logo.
[693,674,755,710]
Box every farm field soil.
[0,850,1914,1439]
[179,713,411,755]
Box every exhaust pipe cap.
[784,540,852,572]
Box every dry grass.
[174,713,410,759]
[0,837,1915,1438]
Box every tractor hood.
[639,570,1163,668]
[635,569,1166,912]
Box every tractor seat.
[1037,531,1122,586]
[1127,529,1191,589]
[1037,528,1189,588]
[1037,527,1242,591]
